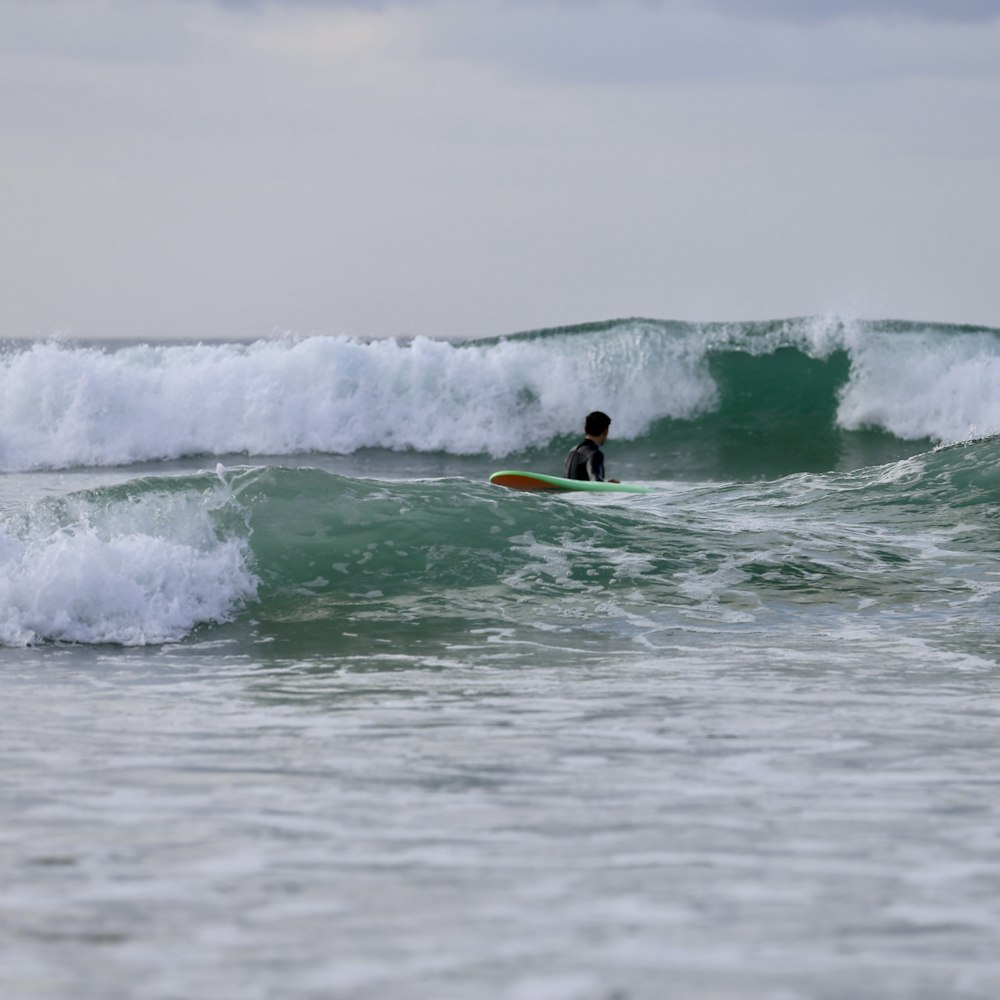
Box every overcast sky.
[2,0,999,340]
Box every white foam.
[0,486,258,646]
[837,329,1000,442]
[2,320,999,470]
[0,333,715,470]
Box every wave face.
[4,436,999,647]
[3,317,999,479]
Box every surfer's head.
[585,411,611,438]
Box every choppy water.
[3,317,1000,999]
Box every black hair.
[584,411,611,436]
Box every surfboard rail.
[488,470,652,494]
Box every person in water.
[564,411,620,483]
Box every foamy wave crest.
[0,332,713,470]
[837,326,1000,442]
[0,476,258,645]
[3,317,1000,471]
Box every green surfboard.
[489,470,652,494]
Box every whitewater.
[3,316,999,472]
[3,316,1000,1000]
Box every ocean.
[2,316,999,999]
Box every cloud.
[703,0,1000,23]
[408,1,1000,89]
[209,0,1000,22]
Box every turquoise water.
[3,318,1000,998]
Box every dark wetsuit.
[564,439,606,482]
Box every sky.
[2,0,999,341]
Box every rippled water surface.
[4,617,1000,999]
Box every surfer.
[564,411,620,483]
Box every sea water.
[2,317,1000,999]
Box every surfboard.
[489,470,652,494]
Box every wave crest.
[2,316,999,475]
